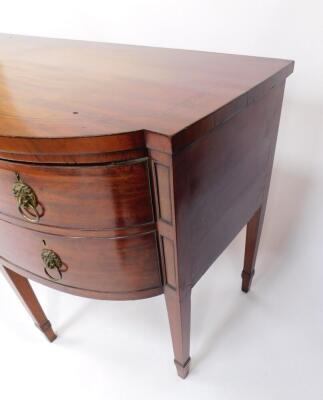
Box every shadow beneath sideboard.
[56,300,95,335]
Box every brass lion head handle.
[12,173,42,223]
[41,248,63,281]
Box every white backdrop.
[0,1,322,400]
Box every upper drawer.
[0,158,154,231]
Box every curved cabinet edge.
[0,131,149,164]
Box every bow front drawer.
[0,158,154,230]
[0,220,161,298]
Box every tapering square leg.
[2,267,57,342]
[241,206,266,292]
[164,286,191,379]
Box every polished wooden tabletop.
[0,33,293,139]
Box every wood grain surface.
[0,158,154,230]
[0,220,161,297]
[0,33,293,156]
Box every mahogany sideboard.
[0,34,294,378]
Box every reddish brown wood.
[150,82,287,378]
[0,33,293,157]
[164,286,191,378]
[242,207,264,292]
[241,84,283,292]
[0,221,161,297]
[0,34,294,378]
[171,83,286,288]
[2,266,57,342]
[162,237,177,288]
[154,163,172,224]
[150,148,193,377]
[0,133,147,164]
[0,158,154,230]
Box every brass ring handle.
[44,265,63,281]
[12,173,41,223]
[18,203,40,223]
[41,248,63,281]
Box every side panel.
[173,83,286,285]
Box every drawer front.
[0,158,153,230]
[0,221,161,294]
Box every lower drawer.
[0,221,161,297]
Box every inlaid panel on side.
[162,237,177,289]
[154,163,172,224]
